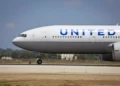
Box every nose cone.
[12,37,23,47]
[12,37,28,49]
[12,37,19,46]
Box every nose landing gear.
[37,58,42,64]
[37,56,42,65]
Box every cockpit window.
[19,34,27,37]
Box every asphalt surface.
[0,65,120,74]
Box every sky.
[0,0,120,49]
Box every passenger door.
[41,32,47,41]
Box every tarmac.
[0,65,120,74]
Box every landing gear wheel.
[37,59,42,65]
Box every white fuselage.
[12,25,120,54]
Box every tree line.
[0,48,59,59]
[0,48,99,60]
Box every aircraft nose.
[12,38,17,45]
[12,37,19,46]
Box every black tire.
[37,59,42,65]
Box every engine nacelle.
[102,42,120,61]
[112,42,120,61]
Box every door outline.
[41,32,47,40]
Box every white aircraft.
[13,25,120,64]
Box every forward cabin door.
[41,32,47,41]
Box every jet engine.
[102,42,120,61]
[112,42,120,61]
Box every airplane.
[12,25,120,64]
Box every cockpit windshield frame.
[19,34,27,37]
